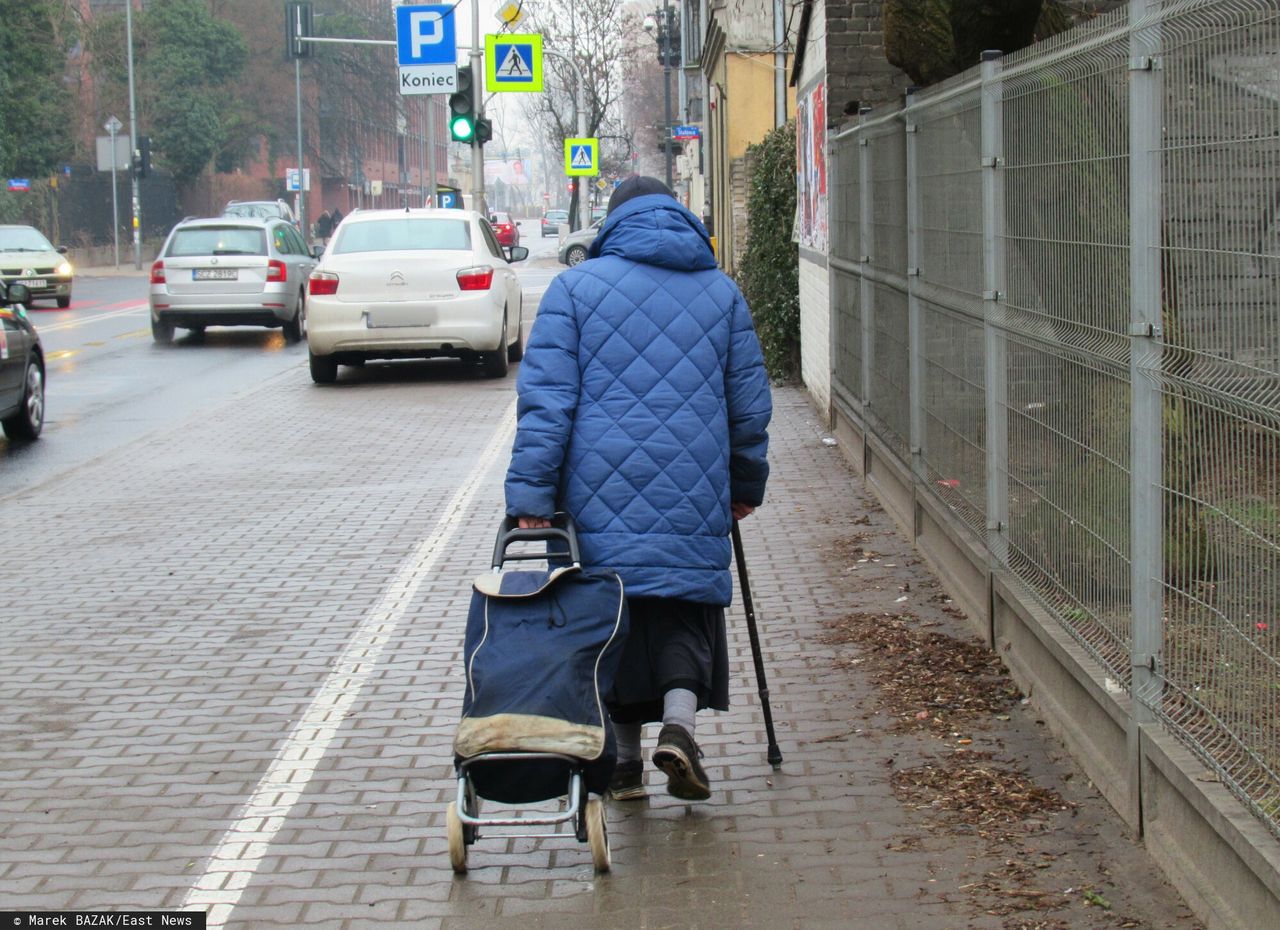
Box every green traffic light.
[450,115,475,142]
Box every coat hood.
[587,194,717,271]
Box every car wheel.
[1,359,45,440]
[507,304,524,363]
[283,292,305,343]
[483,316,510,378]
[566,245,587,266]
[309,348,337,384]
[57,295,71,309]
[151,316,174,344]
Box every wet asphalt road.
[0,222,563,496]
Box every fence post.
[980,51,1010,643]
[1128,0,1164,832]
[904,90,926,519]
[858,107,874,424]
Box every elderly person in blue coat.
[504,176,772,802]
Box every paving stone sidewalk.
[0,368,1202,929]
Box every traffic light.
[284,2,314,60]
[133,136,151,178]
[449,66,476,142]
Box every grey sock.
[662,688,698,735]
[615,722,643,763]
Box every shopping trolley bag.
[454,514,629,804]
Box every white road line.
[184,400,517,926]
[35,303,148,333]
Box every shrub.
[738,121,799,379]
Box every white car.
[305,209,527,383]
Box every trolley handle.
[492,512,581,570]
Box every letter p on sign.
[410,12,443,56]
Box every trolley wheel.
[446,802,468,874]
[585,797,610,873]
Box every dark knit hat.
[607,175,675,214]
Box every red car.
[489,212,520,249]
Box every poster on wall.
[795,81,828,252]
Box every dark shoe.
[608,760,646,801]
[652,724,711,801]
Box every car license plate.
[193,268,238,281]
[367,306,437,328]
[14,278,46,288]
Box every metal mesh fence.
[868,282,911,456]
[920,305,988,532]
[999,16,1135,681]
[827,0,1280,838]
[1148,0,1280,835]
[832,271,863,405]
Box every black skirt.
[606,596,729,725]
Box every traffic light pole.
[295,56,307,237]
[126,1,141,270]
[543,48,587,232]
[470,0,486,217]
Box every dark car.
[0,282,45,440]
[541,209,568,238]
[489,212,520,249]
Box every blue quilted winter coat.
[504,193,772,605]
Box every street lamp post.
[644,3,676,190]
[125,1,141,270]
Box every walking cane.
[732,521,783,769]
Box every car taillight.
[267,259,287,282]
[149,260,165,284]
[456,266,494,291]
[309,271,339,296]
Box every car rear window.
[167,227,267,257]
[224,204,281,219]
[332,218,471,254]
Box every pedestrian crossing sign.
[564,137,599,177]
[485,33,543,93]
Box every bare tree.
[519,0,631,227]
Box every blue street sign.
[496,44,533,82]
[671,125,701,140]
[395,5,456,66]
[437,190,458,208]
[7,179,30,192]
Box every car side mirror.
[506,246,529,263]
[311,245,325,259]
[1,283,31,306]
[57,246,69,255]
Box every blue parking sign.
[395,5,456,66]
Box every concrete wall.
[799,253,831,416]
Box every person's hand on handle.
[731,502,755,521]
[518,516,553,529]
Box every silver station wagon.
[148,217,318,343]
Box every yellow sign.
[485,34,542,93]
[564,138,599,177]
[495,1,527,28]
